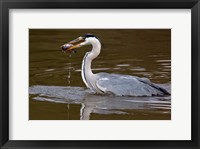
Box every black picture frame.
[0,0,199,148]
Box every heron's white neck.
[88,39,101,60]
[81,38,101,89]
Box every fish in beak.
[61,36,85,53]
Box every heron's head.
[61,34,100,52]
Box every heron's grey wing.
[137,77,170,95]
[96,73,169,96]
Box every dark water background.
[29,29,171,120]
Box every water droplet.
[66,55,75,86]
[68,74,71,79]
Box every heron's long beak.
[61,37,85,52]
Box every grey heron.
[61,34,170,96]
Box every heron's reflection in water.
[29,84,171,120]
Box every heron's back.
[95,73,170,96]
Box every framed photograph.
[0,0,199,148]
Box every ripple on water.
[75,68,110,72]
[113,68,121,70]
[29,85,171,120]
[156,60,171,63]
[130,67,146,71]
[116,64,130,67]
[44,69,55,72]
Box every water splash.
[29,84,171,120]
[67,54,73,119]
[67,54,72,85]
[66,52,77,118]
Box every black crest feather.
[82,33,99,39]
[82,33,105,48]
